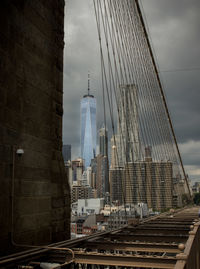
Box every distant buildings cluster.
[65,126,109,204]
[63,81,189,238]
[70,198,149,238]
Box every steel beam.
[69,252,176,269]
[83,241,180,253]
[137,223,192,227]
[106,233,188,243]
[124,227,190,234]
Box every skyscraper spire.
[88,71,90,96]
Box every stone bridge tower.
[0,0,70,254]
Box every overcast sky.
[63,0,200,182]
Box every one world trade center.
[80,75,96,169]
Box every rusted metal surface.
[0,207,199,269]
[175,219,200,269]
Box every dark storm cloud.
[63,0,200,173]
[161,71,200,143]
[141,0,200,144]
[179,141,200,167]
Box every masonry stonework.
[0,0,70,255]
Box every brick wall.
[0,0,70,255]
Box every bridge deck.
[0,207,199,269]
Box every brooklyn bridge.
[0,0,199,268]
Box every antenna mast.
[88,71,90,95]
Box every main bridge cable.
[134,0,191,198]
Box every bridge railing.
[175,221,200,269]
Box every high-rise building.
[62,144,71,162]
[99,126,109,194]
[110,134,121,167]
[72,158,84,182]
[80,75,96,169]
[91,158,97,189]
[109,167,125,205]
[71,185,92,203]
[99,125,108,156]
[65,161,73,188]
[80,167,92,186]
[117,84,140,165]
[124,160,173,211]
[110,144,118,169]
[110,136,125,205]
[96,154,109,197]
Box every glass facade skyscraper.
[80,91,96,169]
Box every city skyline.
[1,0,200,262]
[63,0,200,182]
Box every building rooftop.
[83,94,94,98]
